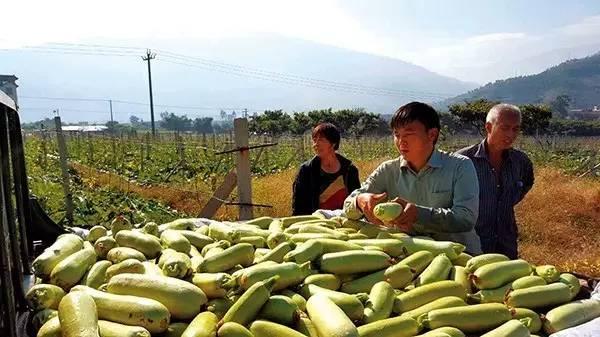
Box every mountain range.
[441,51,600,109]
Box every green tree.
[105,121,120,134]
[520,104,552,135]
[160,111,192,131]
[129,115,140,125]
[249,110,293,135]
[290,112,313,135]
[213,120,233,133]
[449,99,553,136]
[249,108,388,136]
[192,117,214,134]
[305,108,385,136]
[21,117,55,130]
[347,111,384,136]
[548,94,571,118]
[448,99,499,135]
[306,108,336,127]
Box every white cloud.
[394,15,600,83]
[2,1,599,84]
[558,15,600,36]
[1,0,379,48]
[466,32,527,44]
[392,32,533,81]
[1,0,411,63]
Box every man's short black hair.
[312,123,341,150]
[390,101,441,131]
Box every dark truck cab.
[0,92,66,336]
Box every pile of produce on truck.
[28,213,600,337]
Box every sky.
[2,0,600,83]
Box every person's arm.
[515,155,534,204]
[292,165,312,215]
[412,159,479,233]
[343,162,390,220]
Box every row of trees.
[158,112,214,133]
[108,113,233,134]
[248,108,387,136]
[248,102,557,137]
[447,99,553,136]
[21,100,600,136]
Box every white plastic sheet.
[313,209,344,219]
[549,317,600,337]
[592,281,600,301]
[550,283,600,337]
[68,226,89,239]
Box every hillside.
[441,52,600,109]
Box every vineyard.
[16,127,599,280]
[27,132,398,185]
[23,130,600,226]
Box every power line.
[20,95,109,102]
[18,106,250,121]
[20,95,262,112]
[158,58,391,97]
[47,42,145,52]
[158,57,448,100]
[38,43,453,98]
[18,108,232,120]
[0,47,136,58]
[19,107,119,114]
[156,50,454,99]
[6,42,457,100]
[156,53,441,98]
[25,45,139,55]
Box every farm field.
[23,132,600,276]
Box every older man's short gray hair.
[486,103,521,124]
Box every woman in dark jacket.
[292,123,360,215]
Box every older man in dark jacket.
[457,104,534,259]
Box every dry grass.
[75,158,600,277]
[251,160,600,277]
[516,167,600,277]
[72,162,217,216]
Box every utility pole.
[54,113,74,225]
[109,99,114,123]
[142,49,156,137]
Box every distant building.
[569,106,600,120]
[61,125,108,133]
[0,75,18,106]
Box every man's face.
[486,110,521,150]
[393,121,438,163]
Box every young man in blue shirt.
[344,102,482,254]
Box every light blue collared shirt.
[343,149,482,254]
